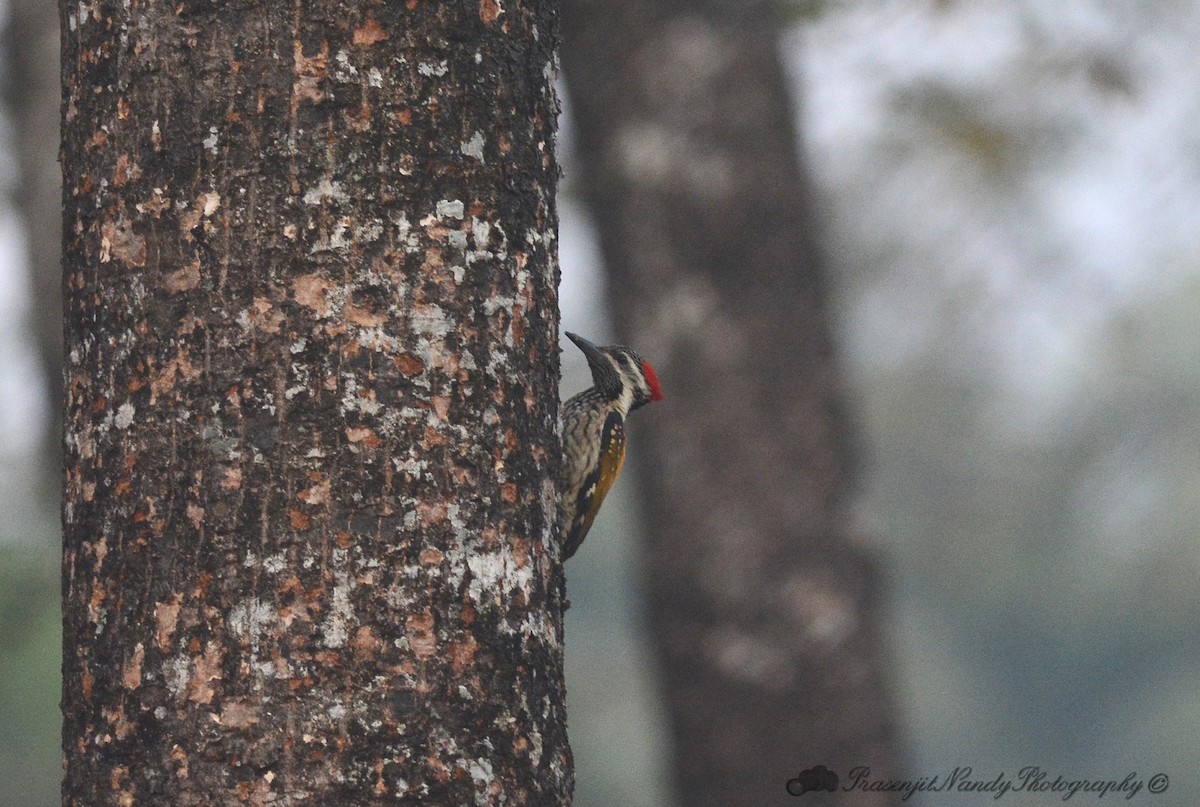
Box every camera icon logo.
[786,765,839,796]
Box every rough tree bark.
[62,2,569,805]
[561,2,904,805]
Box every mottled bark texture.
[5,0,62,492]
[62,2,569,805]
[561,2,903,805]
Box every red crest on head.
[642,360,664,402]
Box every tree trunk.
[560,3,904,804]
[61,2,569,805]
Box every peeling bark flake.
[160,261,201,294]
[292,273,335,316]
[121,644,144,689]
[154,597,182,652]
[480,0,504,25]
[99,217,146,267]
[352,13,389,46]
[405,611,438,659]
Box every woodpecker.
[560,331,663,559]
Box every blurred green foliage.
[799,4,1200,801]
[0,542,60,807]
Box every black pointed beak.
[565,331,606,367]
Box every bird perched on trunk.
[560,331,663,559]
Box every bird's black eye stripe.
[606,351,628,372]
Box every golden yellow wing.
[563,411,626,558]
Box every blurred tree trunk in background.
[561,2,904,804]
[5,0,62,495]
[61,2,569,804]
